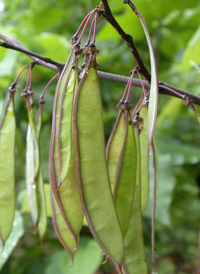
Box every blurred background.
[0,0,200,273]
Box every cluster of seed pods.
[46,26,154,272]
[0,4,159,274]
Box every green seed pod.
[0,94,16,247]
[26,123,38,227]
[49,49,83,250]
[139,103,150,212]
[112,109,137,238]
[35,104,47,241]
[50,187,77,262]
[24,88,47,240]
[51,51,75,189]
[106,110,125,191]
[73,52,124,273]
[122,125,148,274]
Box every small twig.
[100,0,151,82]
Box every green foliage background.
[0,0,200,273]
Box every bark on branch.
[1,34,200,105]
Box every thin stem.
[25,65,32,91]
[85,16,96,46]
[91,13,98,45]
[11,62,32,87]
[125,69,135,102]
[120,75,133,102]
[159,84,185,99]
[76,11,95,45]
[137,70,147,98]
[73,11,94,39]
[40,73,60,99]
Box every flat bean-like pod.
[51,51,74,189]
[113,110,137,238]
[139,104,150,212]
[49,51,83,247]
[106,110,125,191]
[122,126,148,274]
[50,187,77,262]
[27,109,40,184]
[73,54,124,273]
[35,108,47,241]
[0,95,16,247]
[26,123,38,227]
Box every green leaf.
[45,237,103,274]
[0,211,24,270]
[33,33,71,63]
[0,51,17,77]
[157,97,183,127]
[182,26,200,71]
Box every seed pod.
[35,103,47,241]
[139,103,150,212]
[122,125,148,274]
[73,51,124,272]
[51,51,75,189]
[50,186,77,262]
[49,49,83,251]
[26,122,38,227]
[24,88,47,240]
[106,105,137,238]
[0,93,16,247]
[106,110,125,191]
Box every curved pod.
[112,111,137,238]
[49,51,83,249]
[122,126,148,274]
[139,104,150,212]
[0,95,16,247]
[106,110,125,191]
[73,58,124,272]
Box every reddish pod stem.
[91,14,98,45]
[85,15,96,46]
[76,11,96,45]
[11,62,32,87]
[124,69,135,102]
[40,73,59,100]
[132,93,144,117]
[36,73,59,125]
[136,69,147,98]
[159,84,185,99]
[91,2,102,44]
[25,64,33,91]
[120,76,133,102]
[73,11,94,39]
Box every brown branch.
[1,34,200,105]
[100,0,151,82]
[0,34,61,72]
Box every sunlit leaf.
[182,26,200,71]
